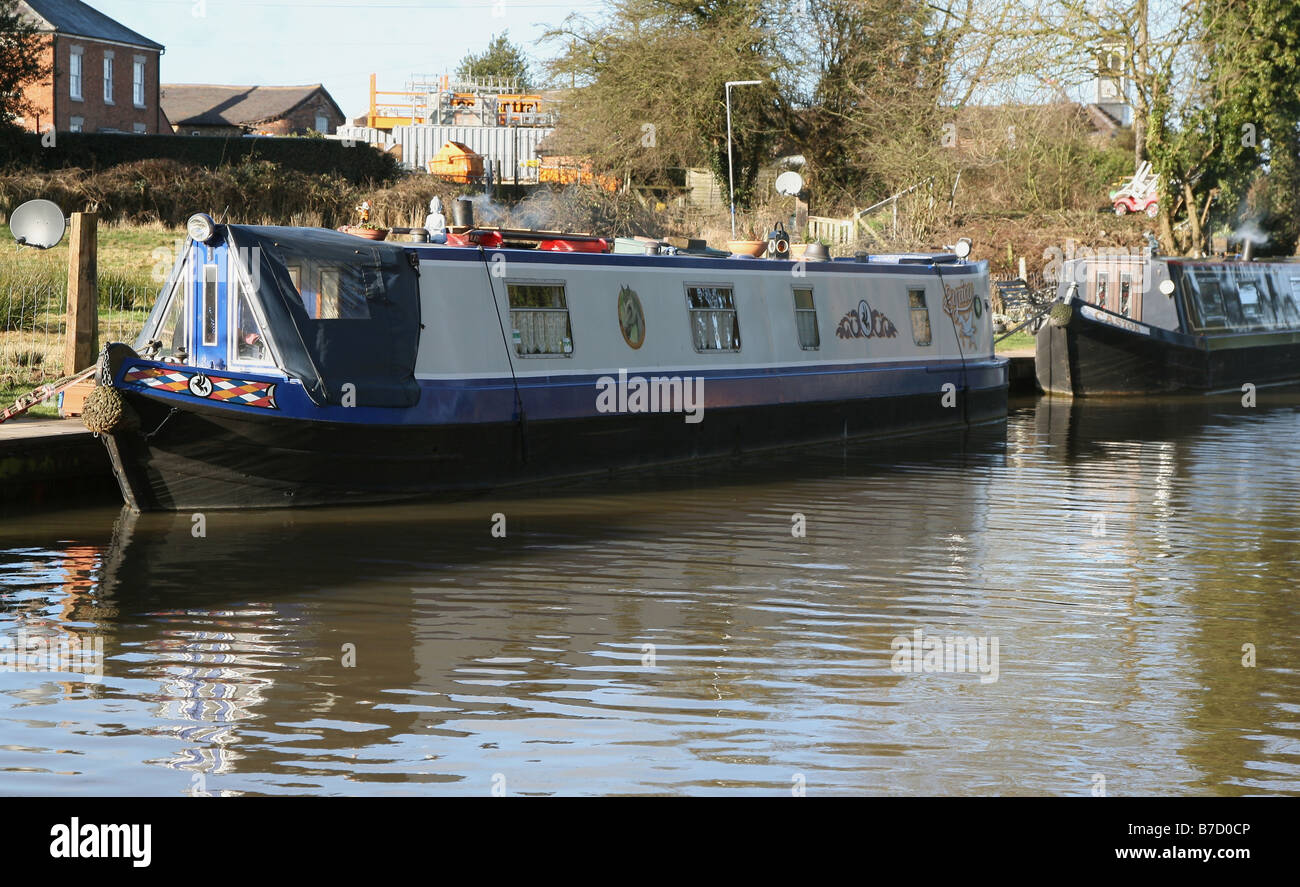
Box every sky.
[92,0,606,119]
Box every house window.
[315,114,329,133]
[507,282,573,356]
[69,116,83,133]
[909,288,933,345]
[69,47,83,100]
[133,57,146,107]
[133,122,146,134]
[792,287,819,349]
[103,53,114,103]
[686,284,740,352]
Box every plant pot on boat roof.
[727,232,766,257]
[344,224,388,241]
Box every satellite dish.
[775,171,804,197]
[10,199,67,249]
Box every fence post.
[64,211,97,375]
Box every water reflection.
[0,399,1298,795]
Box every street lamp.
[725,79,763,238]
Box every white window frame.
[69,46,83,101]
[908,287,933,346]
[201,263,218,346]
[506,279,573,358]
[133,56,146,108]
[792,285,819,350]
[69,116,84,133]
[685,283,741,353]
[143,252,192,360]
[226,249,282,370]
[103,52,115,104]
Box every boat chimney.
[1242,238,1255,262]
[453,198,475,228]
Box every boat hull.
[1036,300,1300,396]
[101,378,1008,511]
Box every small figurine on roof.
[343,200,388,241]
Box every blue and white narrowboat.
[90,213,1008,510]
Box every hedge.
[0,128,400,185]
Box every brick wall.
[14,37,56,132]
[255,93,344,136]
[18,35,166,134]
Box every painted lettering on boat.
[1080,304,1150,336]
[943,281,981,351]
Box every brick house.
[15,0,167,134]
[161,85,346,137]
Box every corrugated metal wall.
[386,126,553,181]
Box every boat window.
[151,282,187,359]
[507,282,573,357]
[686,284,741,352]
[202,264,218,345]
[281,260,372,320]
[1189,274,1227,330]
[233,289,275,366]
[1238,277,1277,327]
[1283,278,1300,324]
[793,287,819,350]
[1095,271,1109,308]
[909,288,932,346]
[1119,274,1132,317]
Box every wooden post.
[794,193,808,238]
[64,212,97,375]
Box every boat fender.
[1049,302,1072,327]
[81,384,140,435]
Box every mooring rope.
[476,244,528,462]
[932,262,970,424]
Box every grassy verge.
[995,329,1038,353]
[0,221,178,291]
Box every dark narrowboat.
[1036,253,1300,395]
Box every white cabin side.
[413,251,995,379]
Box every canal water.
[1,394,1297,796]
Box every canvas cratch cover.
[227,225,421,408]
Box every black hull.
[101,384,1008,511]
[1036,303,1300,396]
